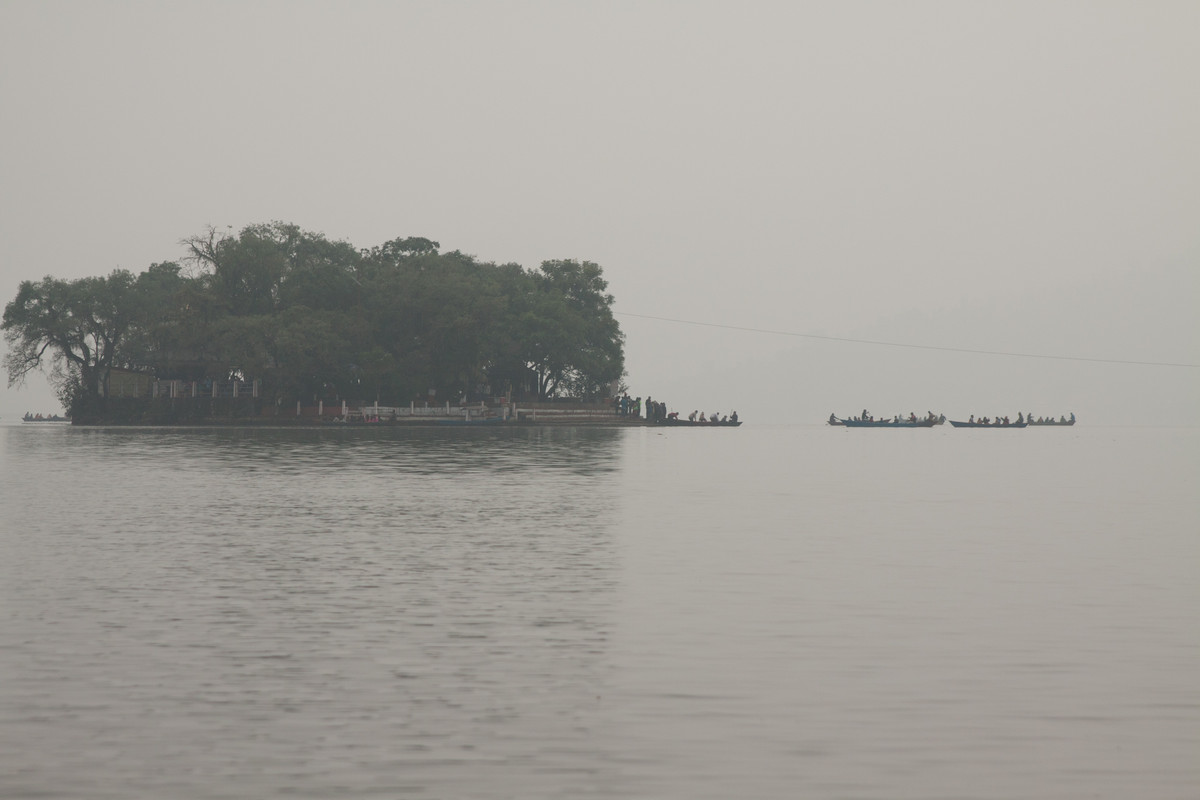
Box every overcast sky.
[2,0,1196,424]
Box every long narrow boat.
[657,418,742,427]
[1026,418,1075,426]
[948,420,1027,428]
[839,418,936,428]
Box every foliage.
[3,270,143,418]
[3,223,626,416]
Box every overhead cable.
[614,311,1199,369]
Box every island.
[4,223,733,427]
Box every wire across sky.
[614,311,1199,369]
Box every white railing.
[359,402,496,418]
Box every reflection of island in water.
[174,423,627,477]
[0,423,630,795]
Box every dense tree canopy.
[3,223,625,417]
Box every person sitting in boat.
[969,415,975,424]
[688,410,697,421]
[909,412,917,422]
[1017,412,1024,424]
[1069,412,1075,422]
[730,411,738,423]
[829,413,837,424]
[698,412,707,422]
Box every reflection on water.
[1,424,1197,799]
[1,425,624,799]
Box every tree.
[121,261,194,374]
[502,259,624,399]
[4,223,627,418]
[182,225,288,316]
[3,270,142,416]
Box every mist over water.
[1,423,1196,799]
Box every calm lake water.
[1,422,1196,799]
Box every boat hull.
[948,420,1028,428]
[840,419,936,428]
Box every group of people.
[614,393,640,417]
[967,415,1013,426]
[615,393,671,421]
[836,410,940,423]
[1025,412,1075,424]
[619,393,739,424]
[968,412,1076,425]
[643,396,671,422]
[613,393,736,424]
[686,410,738,424]
[21,412,67,421]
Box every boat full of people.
[21,412,71,423]
[659,410,741,426]
[1026,413,1075,426]
[831,411,943,428]
[830,409,1075,429]
[948,414,1027,428]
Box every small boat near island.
[656,417,742,427]
[830,411,944,428]
[22,413,71,423]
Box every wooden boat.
[839,418,936,428]
[656,418,742,427]
[833,412,942,427]
[1026,416,1075,426]
[948,420,1027,428]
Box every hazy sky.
[2,0,1197,423]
